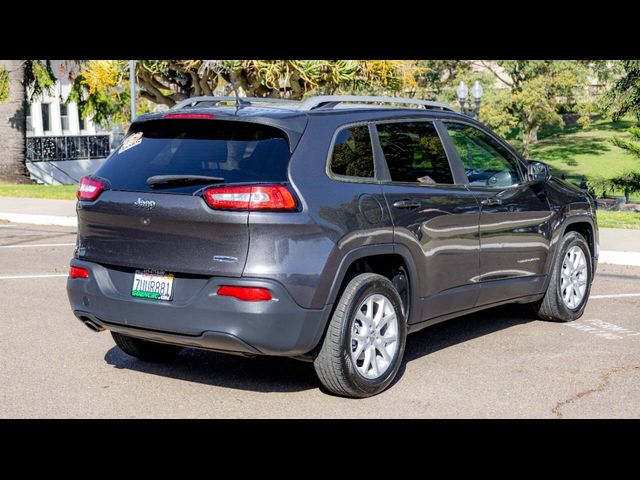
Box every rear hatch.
[76,117,295,277]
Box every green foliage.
[610,135,640,159]
[0,182,77,200]
[24,60,56,101]
[0,66,8,103]
[463,61,594,158]
[597,210,640,230]
[608,170,640,197]
[586,175,610,197]
[608,124,640,200]
[414,60,470,98]
[601,60,640,121]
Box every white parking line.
[566,318,640,340]
[0,274,67,280]
[590,293,640,299]
[0,243,75,249]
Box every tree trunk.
[0,60,30,183]
[521,121,538,159]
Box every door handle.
[393,199,421,209]
[480,197,503,207]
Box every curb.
[0,212,77,227]
[599,250,640,267]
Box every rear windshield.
[96,119,291,194]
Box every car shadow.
[104,303,537,394]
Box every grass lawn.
[0,183,77,200]
[523,116,640,202]
[597,210,640,230]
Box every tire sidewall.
[553,233,592,320]
[337,276,407,397]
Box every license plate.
[131,270,174,301]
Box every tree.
[0,61,29,183]
[0,60,58,183]
[473,60,589,158]
[601,60,640,121]
[609,127,640,202]
[70,60,421,128]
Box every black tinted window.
[377,122,453,184]
[330,126,375,178]
[96,120,290,194]
[444,122,522,188]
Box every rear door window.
[376,121,454,185]
[96,119,291,194]
[329,126,375,179]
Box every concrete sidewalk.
[0,196,76,227]
[0,196,638,264]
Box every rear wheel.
[531,231,592,322]
[313,273,407,398]
[111,332,183,361]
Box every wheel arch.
[543,214,598,290]
[325,244,421,325]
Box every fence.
[26,135,111,163]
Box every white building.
[26,60,100,138]
[25,60,116,185]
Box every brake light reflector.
[217,286,272,301]
[69,266,90,279]
[163,113,216,119]
[203,185,297,211]
[77,176,105,201]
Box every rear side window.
[329,126,375,179]
[96,120,290,194]
[377,121,453,185]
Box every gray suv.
[67,95,598,398]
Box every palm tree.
[0,60,30,183]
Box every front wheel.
[532,231,593,322]
[313,273,407,398]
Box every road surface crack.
[552,365,640,418]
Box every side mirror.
[527,160,549,183]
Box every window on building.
[26,105,33,133]
[41,103,51,132]
[78,112,86,131]
[60,103,69,131]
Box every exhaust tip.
[78,316,105,332]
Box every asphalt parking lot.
[1,223,639,418]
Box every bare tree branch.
[475,60,514,87]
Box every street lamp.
[456,80,483,120]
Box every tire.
[313,273,407,398]
[532,231,593,322]
[111,332,184,361]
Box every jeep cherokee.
[67,95,598,398]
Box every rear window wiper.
[146,175,225,188]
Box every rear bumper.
[67,259,331,357]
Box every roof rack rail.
[298,95,457,112]
[171,96,300,110]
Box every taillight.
[69,266,90,279]
[217,286,272,302]
[203,185,297,211]
[77,176,105,201]
[163,113,216,119]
